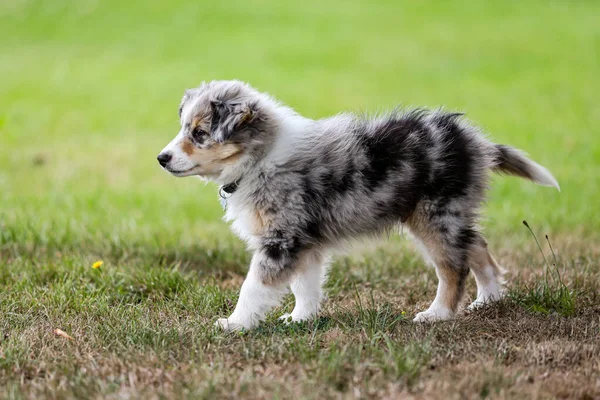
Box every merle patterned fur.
[158,80,559,329]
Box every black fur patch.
[357,116,424,190]
[356,112,431,222]
[424,113,474,200]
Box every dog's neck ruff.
[219,180,240,210]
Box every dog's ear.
[210,100,258,143]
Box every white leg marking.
[216,254,288,331]
[280,252,328,323]
[414,267,455,323]
[469,263,504,310]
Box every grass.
[509,223,578,317]
[1,0,599,398]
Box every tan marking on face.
[192,116,203,128]
[181,138,195,156]
[213,144,243,161]
[191,115,208,130]
[177,143,246,177]
[219,150,244,165]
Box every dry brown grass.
[2,233,599,399]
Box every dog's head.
[157,80,273,181]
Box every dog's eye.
[191,128,208,143]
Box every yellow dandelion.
[92,260,103,269]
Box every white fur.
[528,160,560,191]
[262,114,313,165]
[468,263,504,310]
[413,306,453,322]
[216,254,289,331]
[413,272,455,322]
[280,251,328,323]
[159,130,203,176]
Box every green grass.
[1,0,599,398]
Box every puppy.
[158,80,559,330]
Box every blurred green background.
[1,0,598,253]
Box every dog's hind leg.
[407,208,475,322]
[467,240,504,310]
[279,250,329,323]
[412,253,470,322]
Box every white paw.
[278,311,316,324]
[413,307,454,323]
[467,300,486,311]
[467,292,504,311]
[214,318,247,332]
[278,313,294,324]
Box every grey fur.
[158,80,560,328]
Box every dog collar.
[220,181,239,196]
[219,180,240,210]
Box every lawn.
[1,0,599,398]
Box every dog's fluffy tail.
[492,144,560,191]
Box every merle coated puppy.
[157,80,559,330]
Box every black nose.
[157,152,172,167]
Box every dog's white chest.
[225,203,263,249]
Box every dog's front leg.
[216,250,292,331]
[279,250,328,323]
